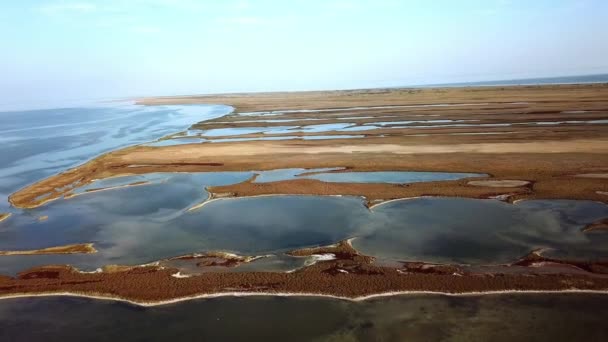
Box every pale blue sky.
[1,0,607,107]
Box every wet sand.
[467,180,530,187]
[583,218,608,233]
[0,243,97,256]
[63,181,151,199]
[513,249,608,274]
[0,213,10,223]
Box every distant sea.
[422,73,608,88]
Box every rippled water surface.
[0,104,230,197]
[1,294,607,342]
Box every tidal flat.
[1,84,608,339]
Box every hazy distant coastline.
[422,73,608,88]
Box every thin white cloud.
[217,16,269,25]
[230,0,251,11]
[324,0,361,11]
[131,25,162,34]
[136,0,206,11]
[37,2,97,15]
[324,0,400,11]
[37,0,207,16]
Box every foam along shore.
[2,289,608,308]
[0,243,97,256]
[2,240,608,306]
[0,213,10,223]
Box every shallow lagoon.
[356,197,608,264]
[1,183,607,274]
[1,103,607,274]
[302,171,484,184]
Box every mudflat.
[3,83,608,302]
[9,84,608,209]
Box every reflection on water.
[1,294,607,341]
[70,174,168,195]
[356,198,608,264]
[1,182,607,273]
[161,253,308,274]
[251,168,483,184]
[252,168,343,183]
[0,192,371,274]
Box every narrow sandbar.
[0,243,97,256]
[582,218,608,233]
[2,241,608,305]
[467,180,530,187]
[0,213,10,223]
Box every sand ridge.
[1,240,608,304]
[9,84,608,209]
[0,243,97,256]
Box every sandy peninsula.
[1,240,607,305]
[0,243,97,256]
[8,84,608,209]
[0,213,10,223]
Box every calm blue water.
[1,188,607,274]
[0,103,230,206]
